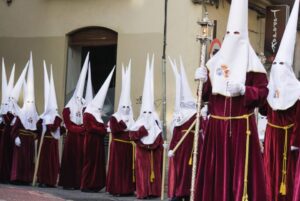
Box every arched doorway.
[65,26,118,122]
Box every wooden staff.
[168,119,196,154]
[106,132,112,173]
[161,140,167,200]
[32,124,46,186]
[190,42,206,201]
[160,0,168,199]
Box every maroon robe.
[10,117,37,183]
[292,102,300,201]
[106,116,135,195]
[168,114,198,198]
[195,72,268,201]
[0,112,14,182]
[261,101,299,201]
[129,126,163,199]
[0,122,4,180]
[80,113,107,192]
[36,117,63,187]
[58,108,85,189]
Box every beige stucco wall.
[0,37,66,112]
[0,0,266,137]
[294,32,300,78]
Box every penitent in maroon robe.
[168,114,198,199]
[195,72,268,201]
[58,108,85,189]
[260,101,299,201]
[0,112,15,182]
[36,117,63,187]
[129,126,163,199]
[80,113,107,192]
[291,102,300,201]
[10,117,37,183]
[106,116,135,195]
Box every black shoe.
[63,187,75,190]
[183,196,190,201]
[45,184,56,188]
[81,189,99,193]
[38,183,47,188]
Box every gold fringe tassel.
[150,150,155,183]
[267,122,294,196]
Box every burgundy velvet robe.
[0,112,14,182]
[36,117,62,187]
[80,113,107,192]
[195,72,268,201]
[168,114,198,198]
[0,122,4,180]
[58,108,85,189]
[106,116,135,195]
[129,126,163,199]
[10,117,37,183]
[292,102,300,201]
[261,101,299,201]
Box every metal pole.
[161,0,168,199]
[162,0,168,140]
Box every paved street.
[0,184,168,201]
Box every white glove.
[194,67,208,82]
[291,146,299,151]
[168,150,174,158]
[227,82,245,96]
[259,140,264,153]
[15,137,21,147]
[201,105,208,119]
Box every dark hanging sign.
[264,5,290,63]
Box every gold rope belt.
[44,135,55,139]
[267,122,294,196]
[19,129,36,137]
[150,150,155,183]
[182,129,195,166]
[210,113,254,201]
[113,138,136,182]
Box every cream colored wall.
[0,37,66,113]
[294,32,300,77]
[0,0,265,138]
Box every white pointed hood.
[85,67,115,123]
[267,0,300,110]
[65,52,89,125]
[206,0,265,97]
[41,66,61,139]
[84,63,94,106]
[20,52,39,130]
[8,62,28,117]
[169,58,181,113]
[42,61,50,113]
[40,65,60,124]
[130,55,161,145]
[112,60,135,128]
[169,57,196,132]
[179,57,197,107]
[7,64,15,99]
[22,80,28,110]
[0,60,15,115]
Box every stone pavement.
[0,184,169,201]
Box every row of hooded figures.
[2,0,300,201]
